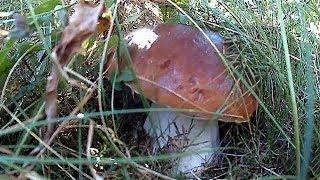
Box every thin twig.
[86,120,101,180]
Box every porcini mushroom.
[109,24,257,172]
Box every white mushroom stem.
[144,103,220,172]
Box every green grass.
[276,0,300,175]
[0,0,319,179]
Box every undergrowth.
[0,0,319,179]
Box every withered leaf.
[53,1,105,66]
[44,1,107,140]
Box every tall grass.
[295,1,316,179]
[276,0,300,175]
[0,0,319,179]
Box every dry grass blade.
[86,120,100,179]
[0,146,12,154]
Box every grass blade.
[276,0,301,175]
[295,2,316,179]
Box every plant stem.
[276,0,300,176]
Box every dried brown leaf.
[54,1,105,66]
[44,1,107,142]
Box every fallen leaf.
[96,10,112,34]
[44,1,108,142]
[53,1,105,66]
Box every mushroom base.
[144,103,220,172]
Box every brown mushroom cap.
[121,24,257,122]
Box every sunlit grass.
[0,0,319,179]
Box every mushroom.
[109,24,258,172]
